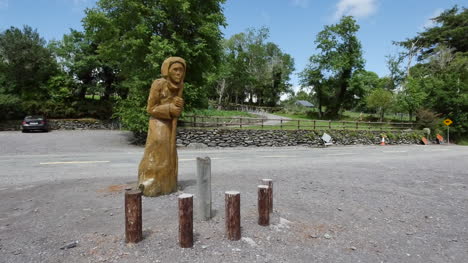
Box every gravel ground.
[0,130,467,263]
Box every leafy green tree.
[348,70,382,110]
[49,30,100,100]
[210,27,294,107]
[399,6,467,60]
[81,0,227,131]
[396,6,468,137]
[302,16,364,118]
[0,26,58,101]
[366,88,394,122]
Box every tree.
[81,0,227,131]
[0,26,58,100]
[209,27,294,107]
[301,16,364,118]
[49,29,100,100]
[366,88,394,122]
[399,6,467,60]
[348,70,382,110]
[396,6,468,137]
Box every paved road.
[0,130,467,263]
[249,111,291,125]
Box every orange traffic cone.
[380,137,386,146]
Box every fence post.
[356,121,359,130]
[329,120,331,129]
[178,193,194,248]
[261,179,273,212]
[216,117,219,127]
[297,120,300,130]
[280,119,283,130]
[258,185,270,226]
[261,118,264,129]
[193,116,196,127]
[240,117,243,129]
[313,120,316,130]
[125,189,142,243]
[225,191,241,241]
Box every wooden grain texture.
[178,194,193,248]
[258,185,270,226]
[225,191,241,240]
[261,179,273,212]
[125,189,142,243]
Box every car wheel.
[22,130,27,133]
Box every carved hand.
[173,96,184,108]
[170,104,182,118]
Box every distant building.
[295,100,314,108]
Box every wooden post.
[240,117,243,129]
[125,189,142,243]
[356,121,359,130]
[261,179,273,212]
[178,193,193,248]
[313,120,316,130]
[329,120,331,129]
[280,119,283,130]
[261,118,264,129]
[297,120,300,130]
[225,191,241,240]
[193,116,196,127]
[258,185,270,226]
[197,157,211,220]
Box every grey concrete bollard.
[197,157,212,220]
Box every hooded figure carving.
[138,57,186,196]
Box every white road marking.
[40,161,110,165]
[383,151,408,153]
[261,156,297,158]
[327,153,355,156]
[179,157,224,162]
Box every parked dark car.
[21,115,49,132]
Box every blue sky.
[1,0,466,89]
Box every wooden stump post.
[178,193,193,248]
[261,179,273,212]
[258,185,270,226]
[225,191,241,240]
[197,157,212,220]
[125,189,142,243]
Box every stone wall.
[0,119,120,131]
[134,128,425,147]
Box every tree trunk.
[217,79,226,110]
[327,69,351,118]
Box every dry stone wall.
[129,128,425,147]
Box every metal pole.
[447,126,450,144]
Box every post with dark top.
[125,189,142,243]
[261,179,273,212]
[225,191,241,240]
[258,185,270,226]
[178,193,193,248]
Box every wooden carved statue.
[138,57,186,197]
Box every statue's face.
[168,62,184,84]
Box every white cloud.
[0,0,8,9]
[422,8,443,29]
[333,0,377,20]
[290,0,309,8]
